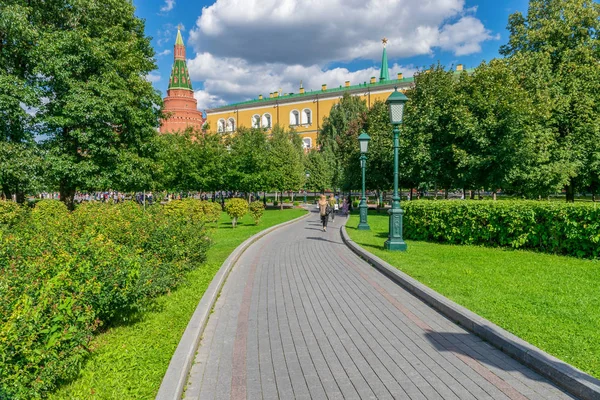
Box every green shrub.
[224,198,249,227]
[403,200,600,258]
[0,201,211,398]
[248,201,265,225]
[0,200,27,226]
[273,200,279,207]
[200,201,222,224]
[293,201,300,207]
[352,200,359,208]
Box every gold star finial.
[382,37,388,47]
[177,23,183,31]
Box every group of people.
[317,194,350,232]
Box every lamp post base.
[384,206,407,251]
[357,201,370,231]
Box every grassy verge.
[50,208,307,399]
[346,211,600,378]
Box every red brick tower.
[160,28,205,133]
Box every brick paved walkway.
[184,210,575,400]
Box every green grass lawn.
[50,208,307,400]
[346,211,600,379]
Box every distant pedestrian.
[328,194,336,221]
[318,195,330,232]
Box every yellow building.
[205,43,463,149]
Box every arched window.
[290,110,299,126]
[302,137,312,149]
[302,109,312,125]
[252,114,260,128]
[226,118,235,132]
[217,119,226,133]
[262,113,272,129]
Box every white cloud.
[178,0,495,109]
[160,0,175,13]
[188,52,417,109]
[146,73,161,83]
[189,0,494,64]
[438,16,497,56]
[194,90,228,110]
[157,49,172,57]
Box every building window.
[252,114,260,128]
[262,113,272,129]
[302,137,312,149]
[290,110,299,126]
[302,109,312,125]
[217,119,226,133]
[226,118,236,132]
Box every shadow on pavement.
[423,331,550,380]
[306,236,343,245]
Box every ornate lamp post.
[384,88,408,251]
[357,132,371,231]
[304,173,309,203]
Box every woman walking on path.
[318,195,330,231]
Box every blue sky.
[135,0,530,110]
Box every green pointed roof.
[168,59,193,91]
[380,46,389,82]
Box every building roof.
[206,77,414,113]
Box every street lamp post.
[304,173,309,204]
[357,132,371,231]
[384,87,408,251]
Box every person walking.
[328,194,336,222]
[318,194,330,232]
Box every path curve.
[183,209,575,400]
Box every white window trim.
[217,118,226,133]
[226,117,236,132]
[289,109,300,126]
[251,114,260,129]
[301,108,312,126]
[302,137,312,149]
[262,113,272,129]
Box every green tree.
[266,126,305,209]
[0,142,42,201]
[226,127,269,195]
[305,150,333,194]
[500,0,600,201]
[460,59,558,198]
[34,0,163,209]
[318,92,368,190]
[402,65,473,198]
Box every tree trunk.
[280,191,284,211]
[263,191,267,206]
[492,191,497,201]
[59,180,76,211]
[434,183,438,200]
[469,190,474,200]
[565,182,575,203]
[409,188,413,201]
[444,188,449,200]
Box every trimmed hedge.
[403,200,600,258]
[0,200,211,399]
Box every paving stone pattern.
[184,210,576,400]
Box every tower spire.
[380,37,390,82]
[168,26,193,91]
